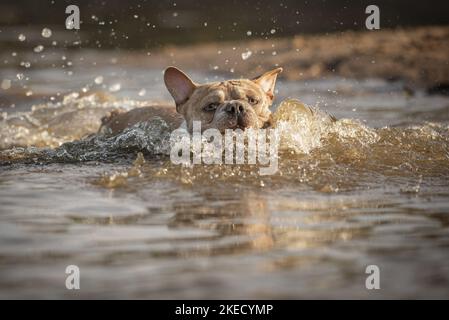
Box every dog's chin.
[227,124,247,131]
[210,117,251,133]
[216,111,262,131]
[189,112,263,133]
[216,121,260,133]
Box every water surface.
[1,50,449,299]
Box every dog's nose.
[225,102,245,115]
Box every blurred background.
[0,0,448,112]
[0,0,448,49]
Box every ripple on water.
[1,93,449,298]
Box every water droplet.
[18,34,26,41]
[241,50,252,60]
[138,89,146,96]
[108,83,121,92]
[33,45,44,53]
[246,30,252,36]
[25,90,33,96]
[20,61,31,68]
[41,28,52,38]
[66,20,75,29]
[1,79,11,90]
[94,76,104,84]
[16,73,24,80]
[270,29,276,34]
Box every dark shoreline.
[119,26,449,92]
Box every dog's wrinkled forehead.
[164,66,282,114]
[226,80,265,99]
[192,79,266,103]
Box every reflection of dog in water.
[99,66,283,135]
[169,192,275,254]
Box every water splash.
[0,92,153,150]
[1,117,171,164]
[1,94,449,187]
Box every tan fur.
[99,66,282,135]
[99,105,184,136]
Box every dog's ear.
[164,67,197,111]
[252,67,283,100]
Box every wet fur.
[99,66,282,135]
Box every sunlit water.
[1,52,449,299]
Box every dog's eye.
[203,103,218,112]
[248,97,259,105]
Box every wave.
[1,94,448,183]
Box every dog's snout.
[225,102,245,115]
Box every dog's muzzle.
[224,101,250,129]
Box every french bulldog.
[99,66,282,135]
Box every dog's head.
[164,66,282,133]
